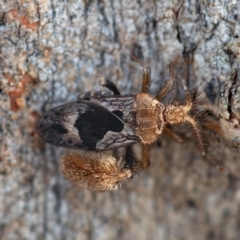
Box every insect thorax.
[134,93,165,144]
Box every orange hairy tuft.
[61,152,133,192]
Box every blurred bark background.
[0,0,240,239]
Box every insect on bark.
[37,56,226,192]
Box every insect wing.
[37,99,139,150]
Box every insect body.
[37,57,207,191]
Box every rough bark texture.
[0,0,240,239]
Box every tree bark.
[0,0,240,239]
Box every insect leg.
[181,70,228,174]
[181,66,209,160]
[156,66,174,101]
[163,127,183,143]
[98,78,121,95]
[124,146,141,175]
[131,55,151,93]
[61,151,136,192]
[185,116,228,174]
[141,144,151,169]
[181,64,193,109]
[203,120,223,136]
[184,116,204,155]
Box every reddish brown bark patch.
[20,15,39,31]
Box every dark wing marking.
[74,101,124,150]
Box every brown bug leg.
[180,70,204,153]
[156,67,175,101]
[141,144,151,169]
[181,66,226,171]
[163,127,183,143]
[61,151,135,192]
[184,115,205,155]
[98,78,121,95]
[131,55,151,93]
[185,114,227,173]
[185,117,226,172]
[203,120,223,136]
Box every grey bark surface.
[0,0,240,239]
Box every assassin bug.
[37,56,224,192]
